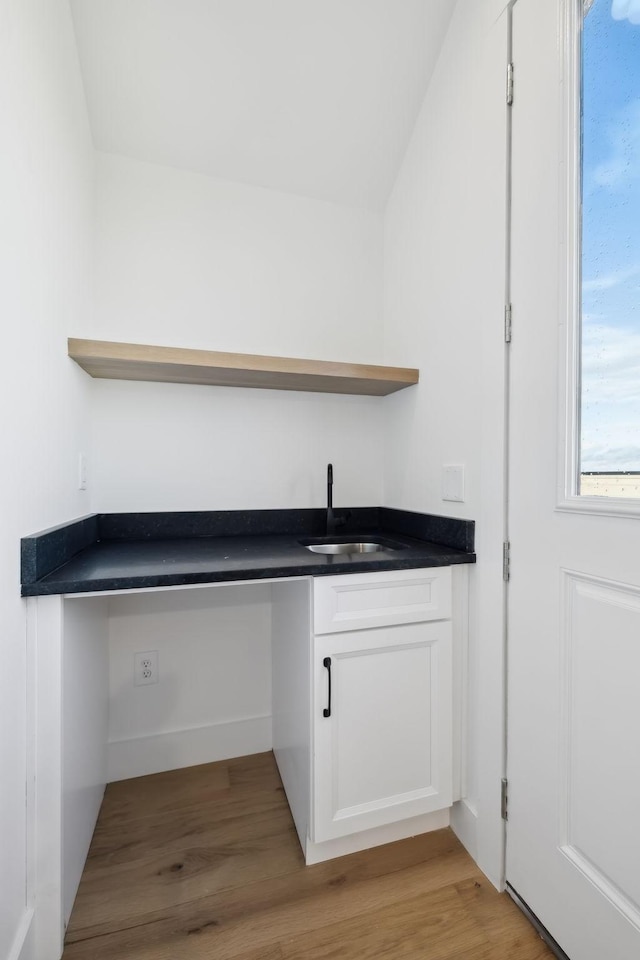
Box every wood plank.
[63,848,479,959]
[85,755,288,868]
[454,877,553,960]
[98,759,232,823]
[279,885,489,960]
[66,824,467,943]
[67,338,419,396]
[97,753,279,827]
[63,752,554,960]
[86,784,289,864]
[66,805,301,937]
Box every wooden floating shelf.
[68,339,419,397]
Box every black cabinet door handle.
[323,657,332,717]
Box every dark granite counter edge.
[21,515,99,586]
[21,508,475,589]
[380,507,474,553]
[21,550,474,597]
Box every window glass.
[580,0,640,497]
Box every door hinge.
[506,62,514,106]
[503,541,510,582]
[504,303,512,343]
[501,777,509,820]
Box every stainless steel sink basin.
[301,539,405,555]
[304,541,383,554]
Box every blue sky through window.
[581,0,640,473]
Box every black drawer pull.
[323,657,332,718]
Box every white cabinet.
[307,567,454,848]
[313,567,451,634]
[311,619,452,842]
[272,566,462,862]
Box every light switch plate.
[78,453,87,491]
[442,464,465,502]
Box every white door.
[507,1,640,958]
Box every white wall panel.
[90,379,385,512]
[382,0,509,887]
[0,0,94,955]
[63,599,109,924]
[91,153,384,360]
[560,572,640,925]
[86,153,386,513]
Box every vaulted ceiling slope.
[69,0,454,211]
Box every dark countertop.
[21,508,475,596]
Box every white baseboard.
[304,808,450,865]
[450,797,479,862]
[8,909,35,960]
[108,715,272,782]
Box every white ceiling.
[69,0,454,211]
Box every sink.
[300,538,406,555]
[304,541,384,555]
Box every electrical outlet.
[134,650,158,686]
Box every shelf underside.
[68,339,419,396]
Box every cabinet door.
[311,620,452,843]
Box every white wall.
[0,1,94,956]
[86,5,512,897]
[382,0,509,888]
[91,153,384,360]
[85,156,387,784]
[107,585,272,780]
[85,153,386,512]
[63,599,109,925]
[0,7,515,946]
[89,379,386,512]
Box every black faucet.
[325,464,351,535]
[326,463,335,535]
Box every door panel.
[560,572,640,919]
[312,620,452,842]
[507,1,640,957]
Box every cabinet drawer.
[313,568,451,634]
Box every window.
[579,0,640,497]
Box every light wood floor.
[64,752,553,960]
